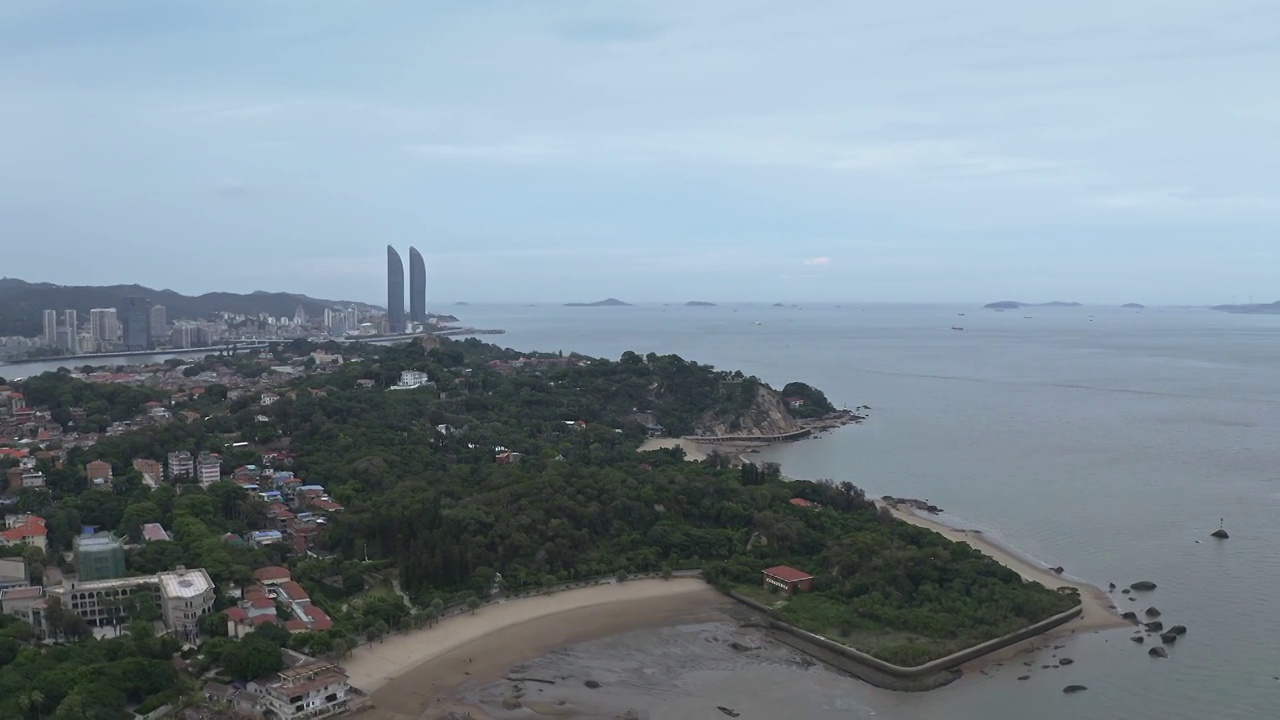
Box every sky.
[2,0,1279,306]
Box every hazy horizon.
[3,1,1278,305]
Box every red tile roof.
[252,566,292,583]
[762,565,814,583]
[226,607,248,623]
[277,581,309,602]
[0,516,47,543]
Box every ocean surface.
[11,302,1279,719]
[455,302,1280,720]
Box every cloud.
[803,257,832,266]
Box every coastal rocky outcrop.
[881,497,944,514]
[1129,581,1158,591]
[694,385,802,437]
[1149,647,1169,658]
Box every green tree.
[465,596,481,615]
[221,635,283,681]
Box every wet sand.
[637,437,712,461]
[357,579,728,719]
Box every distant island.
[772,303,785,307]
[1211,301,1280,315]
[454,301,470,306]
[983,301,1083,309]
[565,298,632,307]
[1121,303,1146,309]
[685,301,717,307]
[0,277,374,337]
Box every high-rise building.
[42,310,58,346]
[409,246,427,326]
[149,305,167,339]
[387,245,405,334]
[63,310,80,353]
[122,296,152,351]
[346,305,358,331]
[89,308,119,352]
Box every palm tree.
[430,598,445,623]
[466,596,481,615]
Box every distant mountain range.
[1210,301,1280,315]
[564,298,632,307]
[0,278,376,337]
[983,301,1083,309]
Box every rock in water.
[1149,647,1168,658]
[1059,658,1074,666]
[584,680,602,689]
[1121,611,1139,623]
[717,707,741,718]
[1145,621,1164,632]
[1169,625,1188,636]
[1130,581,1158,591]
[1145,607,1162,617]
[1063,685,1088,694]
[1160,632,1178,644]
[1130,636,1145,644]
[1211,528,1229,539]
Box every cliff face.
[694,385,802,437]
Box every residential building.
[254,657,354,720]
[196,452,222,486]
[89,308,119,351]
[122,296,152,351]
[227,568,332,639]
[761,565,815,596]
[140,523,171,542]
[0,515,47,553]
[0,586,45,629]
[85,459,113,489]
[74,533,127,581]
[63,309,79,353]
[6,466,45,491]
[156,567,217,642]
[133,458,163,487]
[260,392,280,406]
[168,450,194,481]
[42,309,58,346]
[0,557,26,590]
[149,304,167,339]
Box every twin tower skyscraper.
[386,245,426,334]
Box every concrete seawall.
[726,590,1083,689]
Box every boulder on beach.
[1121,588,1131,594]
[1129,581,1157,591]
[1145,607,1162,617]
[502,697,523,710]
[1018,675,1030,681]
[717,707,741,718]
[1059,658,1074,666]
[1145,621,1164,632]
[1121,611,1139,623]
[1108,582,1116,591]
[1160,632,1178,644]
[1130,636,1145,644]
[1149,647,1169,658]
[585,680,602,689]
[1169,625,1188,635]
[730,639,760,652]
[1051,566,1065,574]
[1063,685,1088,694]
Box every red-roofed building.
[85,460,113,489]
[761,565,815,595]
[253,566,292,585]
[0,515,47,553]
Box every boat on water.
[951,325,964,331]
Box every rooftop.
[156,567,214,599]
[762,565,815,583]
[0,585,43,601]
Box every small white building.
[252,656,355,720]
[389,370,432,390]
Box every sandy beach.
[352,578,728,719]
[880,503,1127,636]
